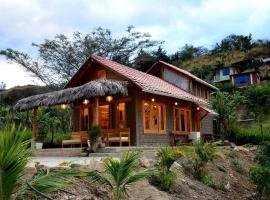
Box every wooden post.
[32,108,38,140]
[93,97,99,126]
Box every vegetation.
[0,126,31,200]
[87,151,152,200]
[211,91,245,140]
[88,125,102,152]
[182,140,219,181]
[250,142,270,198]
[150,148,182,191]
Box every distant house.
[213,59,260,87]
[16,55,218,146]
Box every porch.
[15,80,132,148]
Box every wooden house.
[65,55,217,146]
[15,55,217,147]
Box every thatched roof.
[15,80,128,111]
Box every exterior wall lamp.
[83,99,89,105]
[106,96,113,102]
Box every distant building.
[213,59,260,87]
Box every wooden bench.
[102,128,130,147]
[62,131,88,148]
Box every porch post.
[32,108,38,139]
[31,108,38,149]
[93,97,99,126]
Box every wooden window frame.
[173,107,192,135]
[143,101,167,134]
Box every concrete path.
[29,156,106,167]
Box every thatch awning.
[15,80,128,111]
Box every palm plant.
[150,147,182,191]
[88,151,152,200]
[0,125,31,200]
[192,139,218,180]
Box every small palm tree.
[88,151,152,200]
[0,125,31,200]
[150,148,182,191]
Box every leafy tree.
[212,34,254,54]
[88,151,152,200]
[0,26,161,87]
[211,91,245,139]
[172,44,208,64]
[0,126,30,200]
[133,49,157,72]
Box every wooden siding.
[163,68,189,91]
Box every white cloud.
[0,60,44,89]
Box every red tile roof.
[91,55,209,106]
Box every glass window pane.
[144,102,150,130]
[160,105,165,130]
[174,108,180,131]
[151,104,159,131]
[99,105,109,129]
[117,103,126,128]
[180,110,186,131]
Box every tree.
[211,91,245,139]
[0,26,162,87]
[212,34,254,54]
[88,151,152,200]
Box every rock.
[230,142,236,148]
[234,146,250,152]
[71,160,105,172]
[139,157,151,168]
[23,166,37,180]
[170,161,183,173]
[223,140,230,146]
[36,164,48,171]
[249,146,257,151]
[224,182,231,191]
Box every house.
[213,59,260,87]
[15,55,217,146]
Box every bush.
[150,148,182,191]
[188,140,218,181]
[44,132,71,146]
[250,142,270,198]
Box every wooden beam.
[32,108,38,140]
[93,97,99,126]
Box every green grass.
[233,125,270,145]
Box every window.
[222,67,230,76]
[173,107,192,133]
[80,108,89,131]
[143,101,166,133]
[234,75,251,86]
[97,70,106,79]
[116,102,126,128]
[99,105,109,129]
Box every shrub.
[150,148,182,191]
[88,151,152,200]
[0,125,31,200]
[88,125,102,152]
[250,142,270,198]
[192,140,218,180]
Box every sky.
[1,0,270,88]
